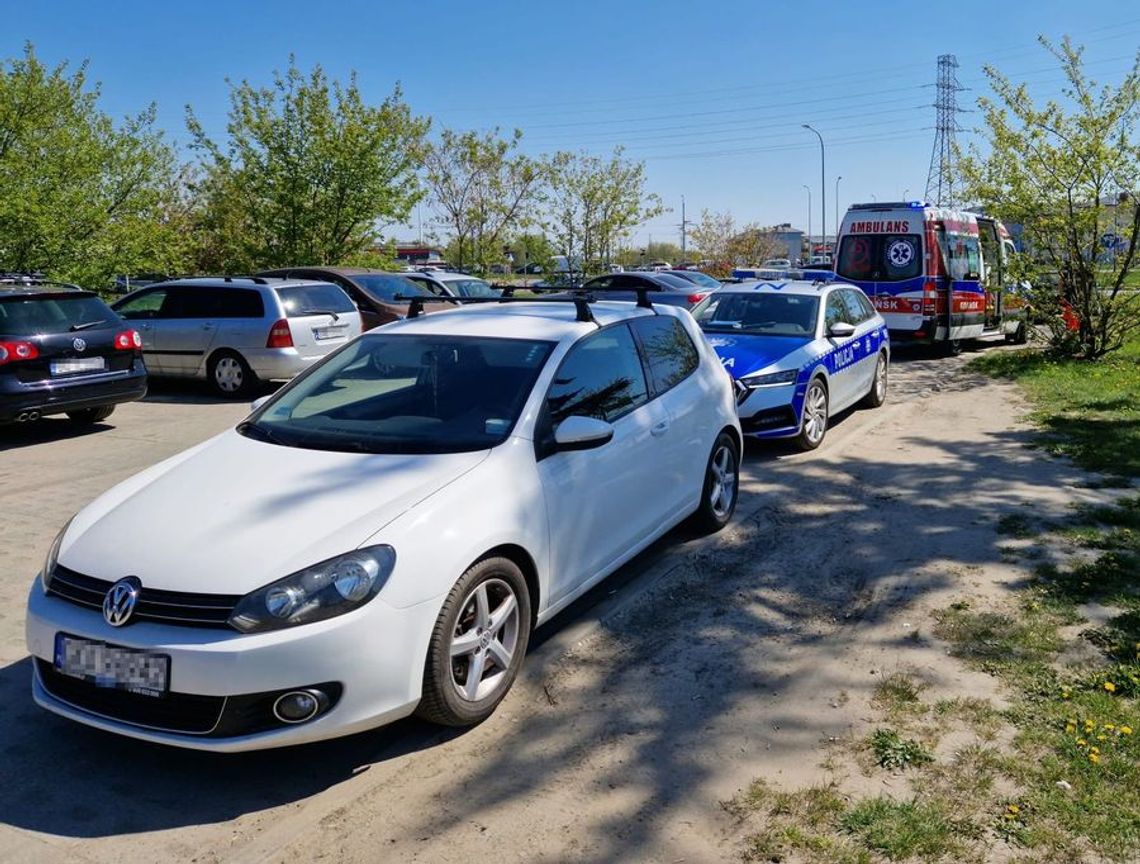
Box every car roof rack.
[395,293,601,325]
[0,273,84,291]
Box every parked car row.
[24,269,894,752]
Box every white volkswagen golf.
[27,295,741,751]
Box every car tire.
[1006,323,1028,345]
[795,377,829,451]
[941,339,963,357]
[66,405,115,424]
[691,431,739,532]
[417,556,532,727]
[207,350,256,398]
[861,352,888,408]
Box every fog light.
[273,689,327,724]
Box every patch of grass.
[872,672,928,719]
[997,513,1036,538]
[1083,610,1140,664]
[1034,552,1140,610]
[869,728,934,770]
[932,606,1064,666]
[970,339,1140,479]
[839,798,963,860]
[934,698,1004,738]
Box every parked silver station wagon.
[112,277,363,396]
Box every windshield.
[353,274,434,303]
[693,292,819,336]
[244,334,555,454]
[836,234,922,282]
[0,294,119,336]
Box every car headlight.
[741,369,798,388]
[41,517,73,593]
[228,545,397,633]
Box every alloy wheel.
[802,382,828,445]
[448,578,520,703]
[708,442,737,519]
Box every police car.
[692,279,889,449]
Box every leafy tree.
[507,232,555,271]
[423,128,543,271]
[186,57,428,272]
[689,209,787,275]
[544,148,664,274]
[961,37,1140,358]
[0,44,187,287]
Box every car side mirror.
[828,321,856,339]
[553,416,614,451]
[250,395,271,413]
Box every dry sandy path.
[0,342,1100,864]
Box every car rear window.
[276,284,357,318]
[0,295,119,336]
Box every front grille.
[37,659,225,734]
[47,565,240,629]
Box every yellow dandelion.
[1121,726,1133,736]
[1007,804,1020,815]
[1077,739,1088,747]
[1104,682,1117,693]
[1090,746,1100,754]
[1097,734,1107,742]
[1089,753,1101,764]
[1105,724,1115,731]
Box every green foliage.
[543,147,664,274]
[422,128,543,272]
[186,56,428,272]
[869,729,935,770]
[960,36,1140,358]
[0,43,188,287]
[839,798,960,860]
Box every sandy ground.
[0,343,1111,864]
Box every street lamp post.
[803,124,825,258]
[834,175,842,249]
[802,184,811,265]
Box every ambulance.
[833,201,1028,353]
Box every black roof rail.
[394,293,599,325]
[562,284,657,313]
[221,275,269,285]
[0,273,84,291]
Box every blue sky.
[4,0,1139,246]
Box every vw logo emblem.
[72,337,87,352]
[103,576,141,627]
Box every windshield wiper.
[69,321,105,331]
[305,309,340,321]
[236,420,293,447]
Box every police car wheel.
[796,378,829,451]
[862,353,888,408]
[692,431,739,532]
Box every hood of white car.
[59,430,489,595]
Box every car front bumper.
[25,581,440,752]
[737,380,803,438]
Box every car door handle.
[650,420,669,437]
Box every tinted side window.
[854,290,876,320]
[217,289,265,318]
[546,324,649,425]
[632,316,699,394]
[824,293,852,329]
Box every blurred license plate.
[54,633,169,696]
[313,325,347,341]
[50,357,105,376]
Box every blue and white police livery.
[692,279,890,450]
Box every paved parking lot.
[0,344,1002,863]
